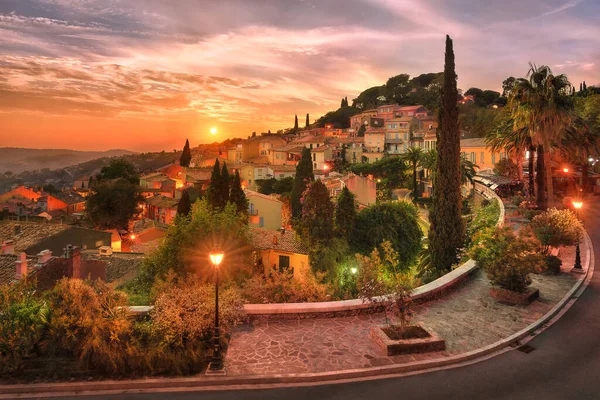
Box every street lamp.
[571,201,584,273]
[563,167,569,173]
[207,249,225,374]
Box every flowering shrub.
[470,227,545,292]
[531,208,584,251]
[240,269,331,303]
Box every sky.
[0,0,599,152]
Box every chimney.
[71,246,82,279]
[272,235,278,245]
[2,240,15,255]
[14,224,21,235]
[15,252,28,279]
[36,249,52,266]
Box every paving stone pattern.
[226,249,580,376]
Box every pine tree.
[301,180,334,246]
[229,170,248,216]
[207,159,221,209]
[291,148,314,219]
[335,186,356,241]
[180,139,192,167]
[177,189,191,216]
[294,114,299,130]
[220,162,230,206]
[428,35,463,274]
[305,113,310,128]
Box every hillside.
[0,148,137,174]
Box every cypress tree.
[345,96,348,107]
[207,159,221,209]
[294,114,299,130]
[580,82,583,92]
[335,186,356,241]
[221,162,230,206]
[291,148,314,219]
[177,189,191,216]
[428,35,463,274]
[305,113,310,128]
[341,98,345,108]
[229,170,248,216]
[301,180,334,246]
[180,139,192,167]
[583,81,587,91]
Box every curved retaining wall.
[130,188,505,318]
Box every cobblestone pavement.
[226,248,581,376]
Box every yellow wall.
[460,145,504,172]
[247,194,282,231]
[260,249,310,280]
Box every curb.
[0,231,592,398]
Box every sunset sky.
[0,0,599,152]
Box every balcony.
[385,138,404,144]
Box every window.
[279,174,284,178]
[313,153,316,161]
[480,152,485,164]
[313,162,317,169]
[257,169,263,177]
[279,255,290,272]
[491,154,496,164]
[470,152,476,163]
[259,216,264,227]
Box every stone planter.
[490,287,539,305]
[370,324,446,356]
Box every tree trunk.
[515,150,523,182]
[413,164,418,202]
[528,145,535,198]
[582,150,589,194]
[542,138,554,209]
[536,145,546,210]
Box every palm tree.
[460,156,478,186]
[508,63,574,209]
[560,117,600,191]
[421,148,478,192]
[401,146,423,202]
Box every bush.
[470,227,545,293]
[0,280,48,373]
[465,199,500,250]
[531,208,584,251]
[544,255,562,275]
[240,269,332,303]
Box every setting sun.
[210,127,218,135]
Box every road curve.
[67,197,600,400]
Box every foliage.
[401,147,423,201]
[352,202,422,270]
[300,180,334,246]
[429,35,464,274]
[348,156,408,190]
[0,280,49,373]
[220,162,230,202]
[86,178,144,229]
[544,255,563,275]
[309,237,351,278]
[207,159,223,209]
[179,139,192,167]
[531,208,583,250]
[459,103,502,138]
[335,186,357,241]
[294,114,299,130]
[315,106,360,129]
[470,227,544,292]
[465,198,500,249]
[494,158,519,179]
[305,113,310,128]
[240,269,332,303]
[229,170,248,216]
[177,189,191,216]
[357,124,366,137]
[97,158,139,185]
[291,148,314,219]
[256,177,294,195]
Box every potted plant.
[470,226,545,305]
[357,244,445,355]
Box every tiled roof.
[0,221,68,252]
[311,145,333,153]
[54,191,85,204]
[269,165,297,172]
[250,228,308,255]
[248,156,270,164]
[460,138,487,148]
[144,195,179,208]
[82,251,145,283]
[398,105,426,111]
[0,254,36,285]
[292,135,325,144]
[186,169,212,182]
[244,189,283,203]
[271,144,305,153]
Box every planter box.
[370,324,446,356]
[490,287,539,305]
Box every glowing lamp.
[209,250,224,267]
[130,234,136,240]
[324,164,330,171]
[350,267,358,275]
[572,201,583,210]
[563,167,569,173]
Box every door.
[278,255,290,272]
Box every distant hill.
[0,148,137,174]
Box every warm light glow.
[563,167,569,173]
[350,267,358,275]
[323,164,330,171]
[130,234,136,240]
[210,127,218,135]
[573,201,583,210]
[377,178,381,183]
[209,250,225,267]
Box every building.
[349,109,378,131]
[239,164,271,190]
[266,165,297,180]
[143,195,179,225]
[0,186,42,203]
[341,174,377,206]
[396,105,429,118]
[267,144,304,166]
[227,145,243,163]
[250,228,309,280]
[292,134,326,150]
[245,190,282,231]
[139,173,178,197]
[460,138,505,173]
[73,176,92,190]
[311,145,333,171]
[53,191,86,215]
[364,126,386,163]
[241,135,286,161]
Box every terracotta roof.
[311,145,333,153]
[269,165,297,173]
[398,105,426,111]
[460,138,487,148]
[0,221,68,252]
[186,169,212,182]
[0,254,36,285]
[387,116,415,122]
[244,189,283,203]
[144,195,179,208]
[54,191,85,204]
[250,228,308,255]
[82,251,145,283]
[140,173,173,183]
[292,135,325,144]
[271,144,305,153]
[247,155,270,164]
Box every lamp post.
[207,249,225,374]
[571,201,584,273]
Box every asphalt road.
[70,197,600,400]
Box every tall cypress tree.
[345,96,348,107]
[291,148,314,219]
[207,159,221,209]
[335,186,356,241]
[583,81,587,91]
[428,35,463,274]
[294,114,299,130]
[305,113,310,128]
[180,139,192,167]
[177,189,192,216]
[580,82,583,92]
[341,98,345,108]
[220,162,230,207]
[229,170,248,216]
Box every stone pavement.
[225,251,581,376]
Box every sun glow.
[210,127,218,135]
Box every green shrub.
[531,208,584,251]
[544,255,562,275]
[470,227,545,293]
[241,269,332,303]
[0,280,48,373]
[465,199,500,250]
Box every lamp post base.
[205,363,227,376]
[570,267,585,274]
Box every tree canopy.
[86,178,144,229]
[180,139,192,167]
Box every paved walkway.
[226,247,581,376]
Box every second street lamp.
[207,249,226,374]
[571,201,584,273]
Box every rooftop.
[460,138,487,148]
[0,221,68,252]
[0,253,36,285]
[82,251,145,283]
[244,189,283,203]
[144,195,179,208]
[250,228,308,255]
[53,191,85,204]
